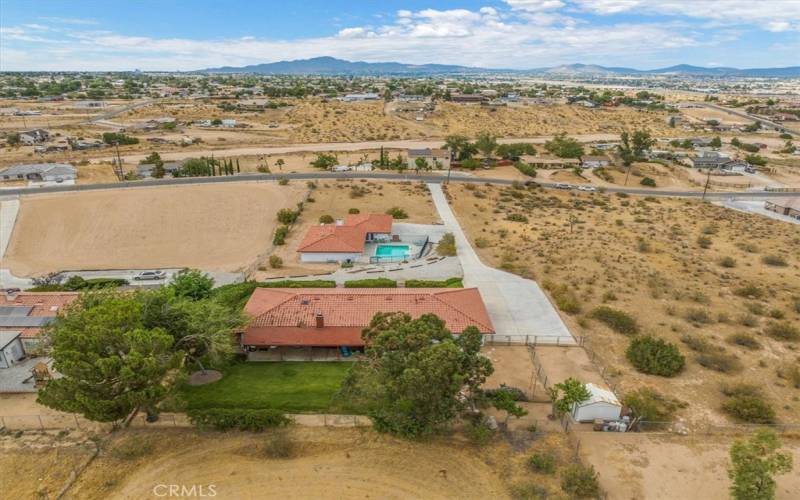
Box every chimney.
[4,288,20,301]
[315,311,324,329]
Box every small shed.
[571,383,622,422]
[0,331,25,369]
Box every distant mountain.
[197,57,800,78]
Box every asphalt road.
[699,102,799,137]
[0,171,796,200]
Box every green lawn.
[179,362,356,413]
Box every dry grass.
[449,183,800,425]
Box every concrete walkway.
[0,198,33,289]
[427,183,574,343]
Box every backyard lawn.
[178,362,357,413]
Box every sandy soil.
[5,182,305,276]
[680,107,755,126]
[579,433,800,500]
[481,346,537,396]
[0,440,97,500]
[448,183,800,425]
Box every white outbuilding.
[570,383,622,422]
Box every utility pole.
[113,141,124,181]
[702,167,712,200]
[623,163,632,186]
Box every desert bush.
[111,438,154,460]
[696,351,742,374]
[348,208,360,214]
[680,334,715,353]
[685,308,713,324]
[386,206,408,219]
[720,385,775,424]
[718,256,737,268]
[319,214,335,224]
[776,363,800,389]
[263,431,295,459]
[560,464,600,498]
[509,482,549,500]
[727,333,761,350]
[277,178,289,186]
[626,336,685,377]
[187,408,290,431]
[738,313,759,327]
[344,278,397,288]
[506,213,529,223]
[761,254,787,267]
[528,452,556,474]
[623,388,684,422]
[697,235,712,249]
[590,306,639,335]
[272,225,289,245]
[765,321,799,341]
[475,237,491,248]
[276,208,299,224]
[544,281,582,315]
[268,255,283,269]
[436,233,457,256]
[640,176,656,187]
[733,284,764,299]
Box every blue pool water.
[375,244,410,258]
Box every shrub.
[697,235,712,249]
[466,417,495,447]
[272,225,289,245]
[544,281,581,315]
[685,308,712,324]
[111,438,154,460]
[733,284,763,299]
[727,333,761,350]
[509,482,549,500]
[626,336,685,377]
[259,280,335,288]
[762,254,787,267]
[386,207,408,219]
[263,431,295,459]
[696,351,742,374]
[640,176,656,187]
[680,334,714,353]
[277,208,299,224]
[348,208,360,214]
[590,306,639,335]
[475,237,491,248]
[268,255,283,269]
[187,408,291,431]
[102,132,138,145]
[436,233,457,256]
[277,177,289,186]
[506,213,529,223]
[720,385,775,424]
[765,321,799,341]
[623,388,684,422]
[344,278,397,288]
[776,363,800,389]
[319,214,334,224]
[560,464,600,498]
[405,277,463,288]
[719,256,737,268]
[514,162,537,177]
[528,453,556,474]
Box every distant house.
[297,214,393,263]
[450,94,488,103]
[690,152,731,169]
[221,119,237,128]
[0,163,77,182]
[0,289,79,352]
[136,161,184,178]
[407,148,450,169]
[720,159,750,173]
[342,93,380,102]
[519,155,581,169]
[765,198,800,220]
[580,155,610,168]
[240,287,494,355]
[18,129,50,144]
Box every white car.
[578,185,597,192]
[134,270,167,281]
[554,183,573,190]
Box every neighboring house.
[0,290,79,352]
[407,148,450,169]
[240,287,494,354]
[765,198,800,220]
[720,159,750,173]
[71,139,105,151]
[690,152,731,169]
[0,331,25,369]
[580,155,610,168]
[0,163,77,182]
[221,119,236,128]
[137,161,184,178]
[519,155,581,169]
[690,137,714,148]
[450,94,488,103]
[297,213,393,263]
[342,93,380,101]
[18,129,50,144]
[570,383,622,423]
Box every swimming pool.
[374,244,410,259]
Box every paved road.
[699,103,799,136]
[427,183,574,342]
[84,98,159,123]
[1,171,796,200]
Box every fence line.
[483,334,583,347]
[765,186,800,192]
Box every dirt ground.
[5,182,305,276]
[448,183,800,425]
[256,180,439,279]
[579,432,800,500]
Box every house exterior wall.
[300,252,362,263]
[0,338,25,368]
[571,401,622,422]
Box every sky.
[1,0,799,71]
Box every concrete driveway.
[427,183,574,343]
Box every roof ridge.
[250,289,299,321]
[430,288,493,332]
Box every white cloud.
[505,0,566,12]
[38,16,98,25]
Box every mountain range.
[199,57,800,78]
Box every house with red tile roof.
[0,289,79,353]
[241,287,494,356]
[297,213,393,263]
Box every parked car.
[554,183,573,190]
[134,270,167,281]
[523,180,540,188]
[578,185,597,192]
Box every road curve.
[1,172,796,200]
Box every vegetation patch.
[590,306,639,335]
[187,408,291,432]
[720,384,776,424]
[626,336,685,377]
[344,278,397,288]
[405,277,463,288]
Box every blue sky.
[1,0,798,71]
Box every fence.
[765,186,800,192]
[0,413,107,431]
[483,334,583,347]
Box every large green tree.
[443,134,477,161]
[729,429,793,500]
[544,133,584,159]
[341,313,493,437]
[474,132,498,159]
[169,268,214,300]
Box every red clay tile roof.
[0,291,79,339]
[297,214,393,253]
[242,287,494,347]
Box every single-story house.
[690,152,731,169]
[580,155,610,168]
[0,163,77,182]
[240,287,494,353]
[519,155,581,169]
[137,161,184,178]
[450,94,488,103]
[407,148,451,169]
[342,93,380,101]
[18,129,50,144]
[571,383,622,423]
[765,198,800,220]
[0,290,78,352]
[0,331,25,369]
[297,213,393,263]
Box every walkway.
[426,183,574,342]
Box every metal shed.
[571,383,622,422]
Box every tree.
[631,130,655,158]
[490,389,528,425]
[169,268,214,301]
[37,293,180,422]
[6,133,21,146]
[548,377,591,417]
[710,136,722,148]
[141,152,163,167]
[474,132,498,159]
[496,143,536,160]
[443,134,475,161]
[340,313,493,438]
[275,158,285,170]
[414,157,429,173]
[729,429,793,500]
[544,133,584,158]
[177,158,211,177]
[310,153,338,170]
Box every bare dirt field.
[579,432,800,500]
[5,182,305,276]
[448,183,800,425]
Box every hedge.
[211,280,336,310]
[187,408,291,431]
[27,276,128,292]
[344,278,397,288]
[591,306,640,335]
[404,277,463,288]
[260,280,336,289]
[626,336,685,377]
